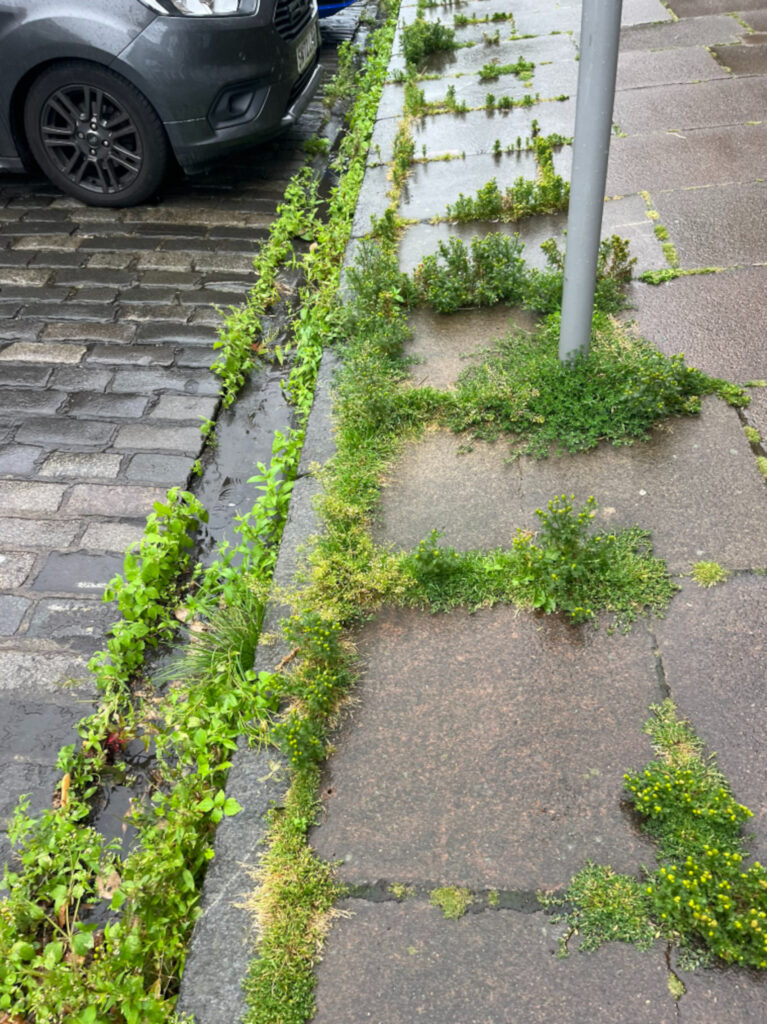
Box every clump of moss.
[429,886,473,919]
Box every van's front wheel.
[24,61,169,207]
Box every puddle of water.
[192,364,296,564]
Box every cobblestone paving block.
[110,368,219,394]
[0,517,80,548]
[0,268,51,287]
[148,394,217,420]
[0,552,36,588]
[39,452,123,479]
[84,344,176,367]
[12,235,81,251]
[16,418,115,448]
[41,321,136,344]
[116,304,190,323]
[26,598,116,641]
[0,688,96,760]
[124,453,193,483]
[113,424,203,454]
[0,445,42,476]
[64,484,164,516]
[0,341,85,363]
[30,551,125,595]
[0,649,91,693]
[135,323,219,345]
[0,481,65,514]
[80,520,146,551]
[24,303,116,322]
[1,390,66,416]
[0,596,30,636]
[0,365,50,387]
[0,761,61,831]
[49,366,113,392]
[313,902,677,1024]
[64,393,149,419]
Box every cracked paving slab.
[310,604,660,890]
[374,398,767,573]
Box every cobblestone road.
[0,6,365,866]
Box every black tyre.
[24,61,169,208]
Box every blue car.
[318,0,357,18]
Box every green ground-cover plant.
[430,887,473,918]
[413,233,633,314]
[478,55,534,81]
[442,312,747,458]
[400,496,676,626]
[554,703,767,970]
[691,561,729,587]
[402,17,458,67]
[443,135,570,222]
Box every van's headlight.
[139,0,244,15]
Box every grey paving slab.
[112,424,202,454]
[411,100,575,159]
[313,901,677,1024]
[676,956,767,1022]
[614,77,767,135]
[0,341,85,363]
[311,605,659,890]
[64,394,150,420]
[652,181,767,269]
[0,761,61,830]
[670,0,766,13]
[655,576,767,854]
[0,689,92,760]
[16,418,115,448]
[621,12,741,47]
[405,305,535,389]
[631,266,767,383]
[399,150,538,222]
[606,124,767,196]
[712,40,767,75]
[616,44,730,90]
[741,9,767,30]
[375,399,767,572]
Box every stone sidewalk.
[177,0,767,1020]
[307,0,767,1020]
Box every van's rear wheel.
[24,61,169,207]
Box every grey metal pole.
[558,0,623,362]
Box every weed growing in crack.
[691,561,729,588]
[430,887,473,918]
[401,18,458,67]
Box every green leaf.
[223,797,243,817]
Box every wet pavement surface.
[305,0,767,1019]
[0,5,367,868]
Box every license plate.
[296,25,317,75]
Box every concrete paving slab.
[405,306,536,389]
[614,77,767,136]
[375,399,767,572]
[616,44,730,90]
[311,604,659,890]
[674,955,767,1022]
[620,14,744,49]
[314,900,678,1024]
[398,197,666,277]
[31,552,125,595]
[410,100,575,159]
[652,181,767,269]
[631,266,767,383]
[418,31,577,78]
[670,0,766,13]
[399,151,538,222]
[712,40,767,75]
[655,576,767,854]
[606,124,767,196]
